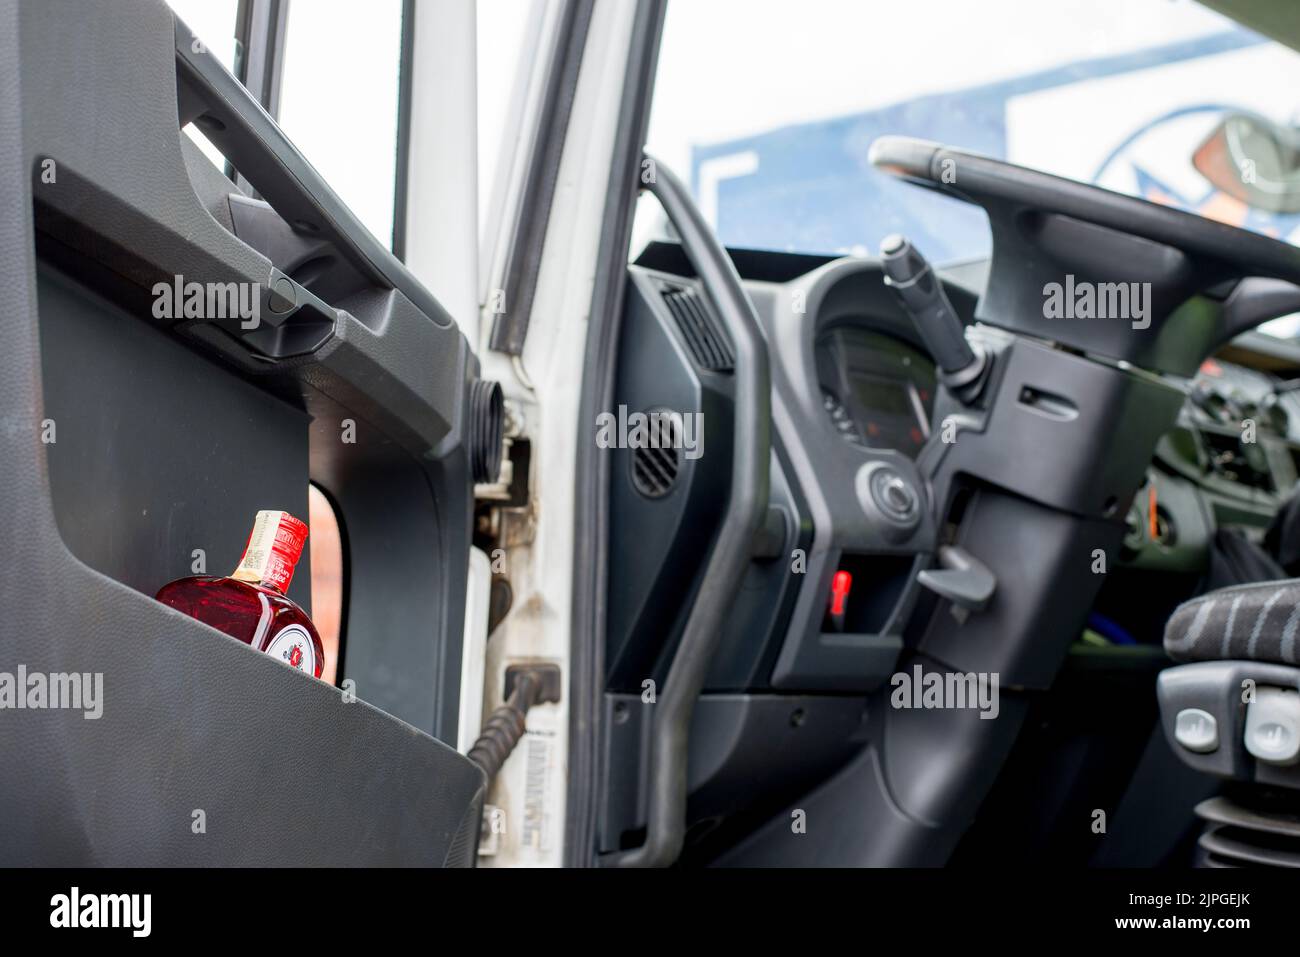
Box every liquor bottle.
[156,510,324,678]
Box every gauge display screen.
[850,374,915,418]
[816,326,936,458]
[848,372,927,453]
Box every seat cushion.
[1165,579,1300,665]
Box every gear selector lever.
[880,234,987,402]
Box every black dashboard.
[816,305,1300,559]
[601,241,1300,860]
[805,264,1300,576]
[613,241,1300,676]
[624,240,1300,643]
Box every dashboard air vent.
[1195,795,1300,867]
[630,412,682,499]
[661,285,734,373]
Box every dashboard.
[816,318,1300,491]
[781,253,1300,587]
[605,146,1300,858]
[806,273,1300,579]
[607,145,1300,858]
[812,291,1300,548]
[617,241,1300,698]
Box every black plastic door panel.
[0,0,485,865]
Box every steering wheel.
[870,136,1300,375]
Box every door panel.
[0,0,487,865]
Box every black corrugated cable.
[467,666,560,781]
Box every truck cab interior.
[7,0,1300,877]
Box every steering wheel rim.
[869,136,1300,375]
[869,136,1300,282]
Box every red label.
[234,510,309,593]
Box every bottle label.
[231,510,309,593]
[264,625,317,675]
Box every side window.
[166,0,240,170]
[477,0,545,244]
[166,0,406,250]
[277,0,406,249]
[166,0,239,69]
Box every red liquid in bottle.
[156,510,324,679]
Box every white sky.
[167,0,1283,259]
[168,0,535,250]
[277,0,404,246]
[168,0,403,246]
[647,0,1238,178]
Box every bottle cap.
[231,510,309,593]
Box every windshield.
[643,0,1300,334]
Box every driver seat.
[1159,581,1300,866]
[1165,579,1300,667]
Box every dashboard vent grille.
[661,285,734,373]
[630,412,682,499]
[1195,796,1300,868]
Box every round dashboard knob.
[856,462,922,540]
